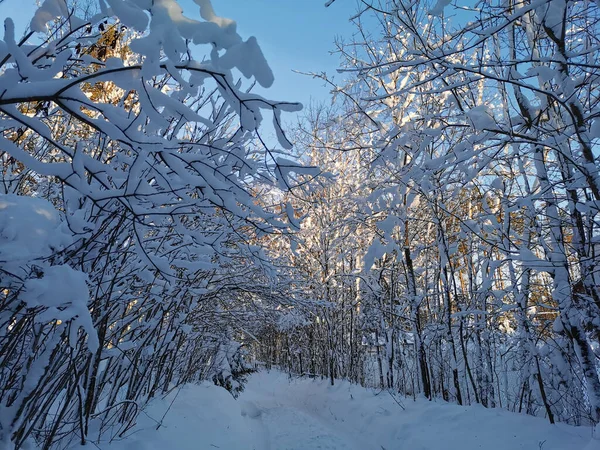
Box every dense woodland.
[1,0,600,449]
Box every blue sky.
[1,0,361,116]
[205,1,359,108]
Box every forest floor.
[103,370,597,450]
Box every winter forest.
[1,0,600,448]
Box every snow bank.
[101,382,256,450]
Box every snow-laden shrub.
[0,0,308,448]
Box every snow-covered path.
[246,405,359,450]
[105,370,596,450]
[240,371,592,450]
[240,374,372,450]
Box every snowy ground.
[104,371,597,450]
